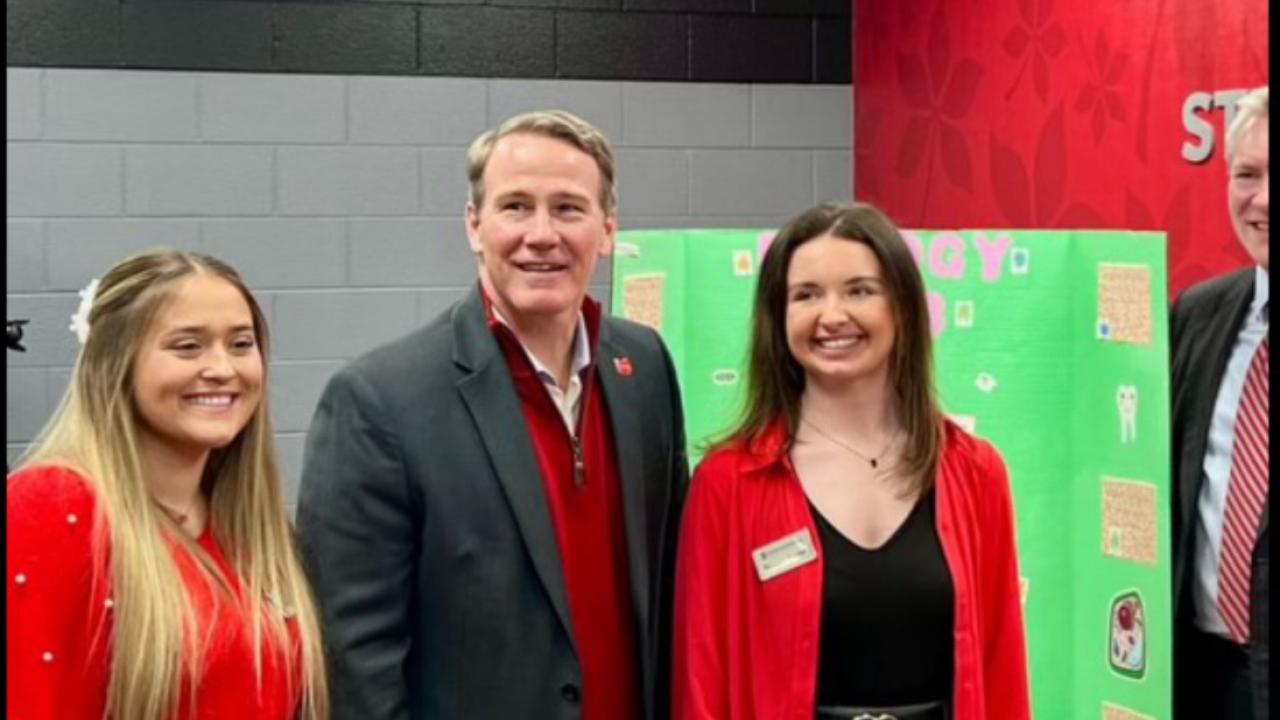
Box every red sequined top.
[7,464,302,719]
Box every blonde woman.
[6,250,328,720]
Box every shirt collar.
[483,289,594,383]
[494,308,591,383]
[1252,265,1269,323]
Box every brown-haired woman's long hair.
[19,249,329,720]
[718,202,947,494]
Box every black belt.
[815,701,948,720]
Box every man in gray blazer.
[297,110,688,720]
[1171,86,1269,719]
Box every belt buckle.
[852,714,897,720]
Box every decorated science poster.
[612,228,1170,720]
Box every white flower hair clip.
[69,277,100,345]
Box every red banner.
[853,0,1268,297]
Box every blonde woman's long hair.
[18,249,329,720]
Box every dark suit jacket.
[1171,267,1269,718]
[297,285,689,720]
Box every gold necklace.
[801,418,900,469]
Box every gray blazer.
[1170,267,1269,718]
[297,285,689,720]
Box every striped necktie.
[1217,334,1269,643]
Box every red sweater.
[6,465,302,720]
[673,420,1031,720]
[487,298,641,720]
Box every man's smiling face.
[466,132,616,327]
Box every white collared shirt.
[494,309,592,436]
[1193,265,1269,636]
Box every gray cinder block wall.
[6,68,852,505]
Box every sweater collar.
[478,281,603,370]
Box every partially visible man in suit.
[297,110,688,720]
[1172,85,1269,720]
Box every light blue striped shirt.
[1193,265,1269,636]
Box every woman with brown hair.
[672,203,1029,720]
[7,249,328,719]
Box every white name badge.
[751,528,818,582]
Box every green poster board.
[612,228,1171,720]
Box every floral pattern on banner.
[1002,0,1068,103]
[854,0,1270,298]
[855,103,883,198]
[893,2,984,221]
[1075,30,1129,143]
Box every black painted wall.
[7,0,851,83]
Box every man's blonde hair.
[466,109,618,215]
[1226,86,1269,165]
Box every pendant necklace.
[801,418,899,469]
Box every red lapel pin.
[613,357,633,377]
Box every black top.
[810,489,955,707]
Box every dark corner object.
[7,319,29,352]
